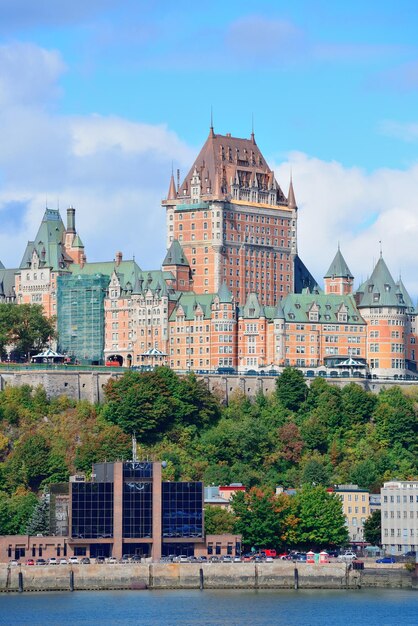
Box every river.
[0,588,416,625]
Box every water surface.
[0,588,416,625]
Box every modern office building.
[381,480,418,555]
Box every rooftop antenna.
[251,113,255,143]
[132,434,138,462]
[177,168,180,191]
[209,106,215,137]
[379,240,383,258]
[45,193,48,209]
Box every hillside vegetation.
[0,368,416,545]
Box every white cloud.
[379,119,418,142]
[274,152,418,299]
[0,43,195,271]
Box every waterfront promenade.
[1,561,415,593]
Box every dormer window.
[368,284,374,293]
[384,284,390,292]
[309,312,319,321]
[373,293,380,302]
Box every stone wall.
[0,369,416,404]
[0,562,415,592]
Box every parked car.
[107,557,118,564]
[404,551,416,558]
[178,555,189,563]
[36,558,47,566]
[80,557,91,565]
[68,556,79,565]
[339,552,357,561]
[209,556,220,563]
[59,559,68,565]
[9,560,19,566]
[119,556,130,564]
[295,554,307,562]
[48,557,58,565]
[265,556,274,562]
[221,556,232,563]
[376,556,396,564]
[233,556,241,563]
[25,559,35,566]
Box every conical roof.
[356,256,404,308]
[324,248,353,279]
[167,174,177,200]
[287,178,297,209]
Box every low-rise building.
[381,480,418,555]
[334,484,370,545]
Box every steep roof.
[218,282,233,303]
[175,128,287,204]
[240,293,265,318]
[0,268,17,299]
[162,240,190,267]
[294,255,319,293]
[324,248,354,279]
[282,292,364,325]
[356,256,405,308]
[396,277,415,313]
[19,209,73,271]
[169,292,214,321]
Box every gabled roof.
[169,292,214,321]
[281,292,364,325]
[356,256,405,308]
[324,248,353,279]
[240,293,265,318]
[162,240,190,267]
[19,209,73,271]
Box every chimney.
[115,251,123,267]
[67,206,76,233]
[80,253,86,269]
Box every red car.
[25,559,35,566]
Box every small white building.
[381,481,418,555]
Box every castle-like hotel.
[1,126,416,378]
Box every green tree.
[341,383,376,426]
[373,387,417,453]
[294,485,348,549]
[0,489,38,534]
[363,510,381,546]
[3,303,56,360]
[232,488,283,550]
[301,457,331,486]
[276,367,307,412]
[204,506,236,535]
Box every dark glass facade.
[71,482,114,539]
[162,482,203,538]
[123,461,153,479]
[123,481,152,538]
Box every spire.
[287,175,297,209]
[251,113,255,144]
[324,248,354,279]
[209,106,215,138]
[167,173,177,200]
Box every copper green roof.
[240,293,265,318]
[282,292,364,325]
[19,209,73,271]
[162,240,190,266]
[71,234,84,248]
[396,278,415,313]
[169,292,214,321]
[356,256,406,308]
[218,282,233,303]
[0,268,17,299]
[324,248,353,279]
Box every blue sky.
[1,1,418,294]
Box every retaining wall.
[0,562,415,593]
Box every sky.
[1,0,418,296]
